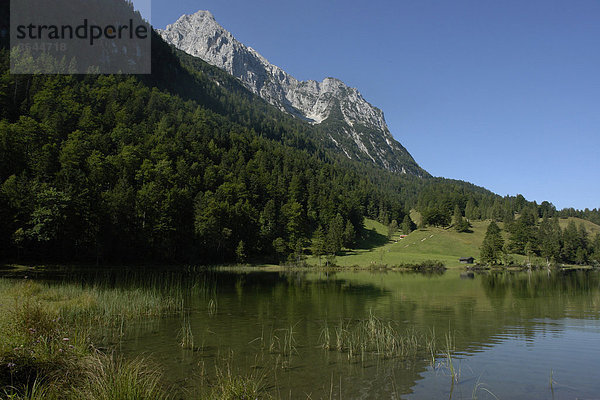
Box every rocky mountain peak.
[158,11,426,176]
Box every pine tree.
[292,239,306,266]
[313,225,326,266]
[524,241,534,267]
[453,205,462,226]
[452,204,470,232]
[591,233,600,265]
[235,240,246,263]
[273,237,287,261]
[326,213,345,256]
[387,219,398,240]
[561,220,579,263]
[402,214,415,235]
[508,208,538,254]
[578,224,589,258]
[343,220,356,248]
[503,209,515,227]
[455,217,471,233]
[538,216,560,267]
[501,243,513,266]
[465,199,476,221]
[481,221,504,265]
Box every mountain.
[7,0,589,267]
[158,10,426,176]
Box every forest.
[1,4,598,266]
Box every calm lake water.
[11,267,600,399]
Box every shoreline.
[1,261,597,278]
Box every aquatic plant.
[206,351,271,400]
[320,311,438,361]
[0,279,176,398]
[471,376,500,400]
[266,324,298,359]
[207,298,218,317]
[1,279,183,329]
[178,318,194,349]
[74,354,170,400]
[444,331,458,383]
[210,366,270,400]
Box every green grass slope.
[313,215,600,268]
[312,218,490,267]
[311,217,546,268]
[558,217,600,236]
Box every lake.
[6,267,600,399]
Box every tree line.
[480,213,600,267]
[0,1,597,266]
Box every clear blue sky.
[137,0,600,211]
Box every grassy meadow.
[308,218,489,268]
[558,216,600,236]
[310,215,600,268]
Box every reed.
[282,324,297,358]
[74,353,170,400]
[211,367,270,400]
[207,298,218,317]
[444,331,458,383]
[319,321,332,350]
[266,325,297,359]
[178,318,194,349]
[427,327,437,366]
[208,353,271,400]
[321,312,434,361]
[0,278,177,398]
[2,377,61,400]
[471,376,500,400]
[1,279,183,329]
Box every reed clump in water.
[210,363,271,400]
[444,331,458,383]
[254,324,298,359]
[1,279,183,328]
[196,350,271,400]
[319,312,438,361]
[179,318,195,350]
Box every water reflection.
[3,266,600,398]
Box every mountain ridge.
[158,10,426,176]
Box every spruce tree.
[402,214,415,235]
[313,225,326,266]
[465,199,476,221]
[561,221,579,263]
[538,216,560,267]
[235,240,246,263]
[453,205,462,226]
[387,219,398,240]
[326,214,345,255]
[591,233,600,265]
[343,220,356,248]
[524,241,534,267]
[481,221,504,265]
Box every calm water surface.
[19,267,600,399]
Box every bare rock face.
[158,10,425,176]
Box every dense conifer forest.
[0,2,598,265]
